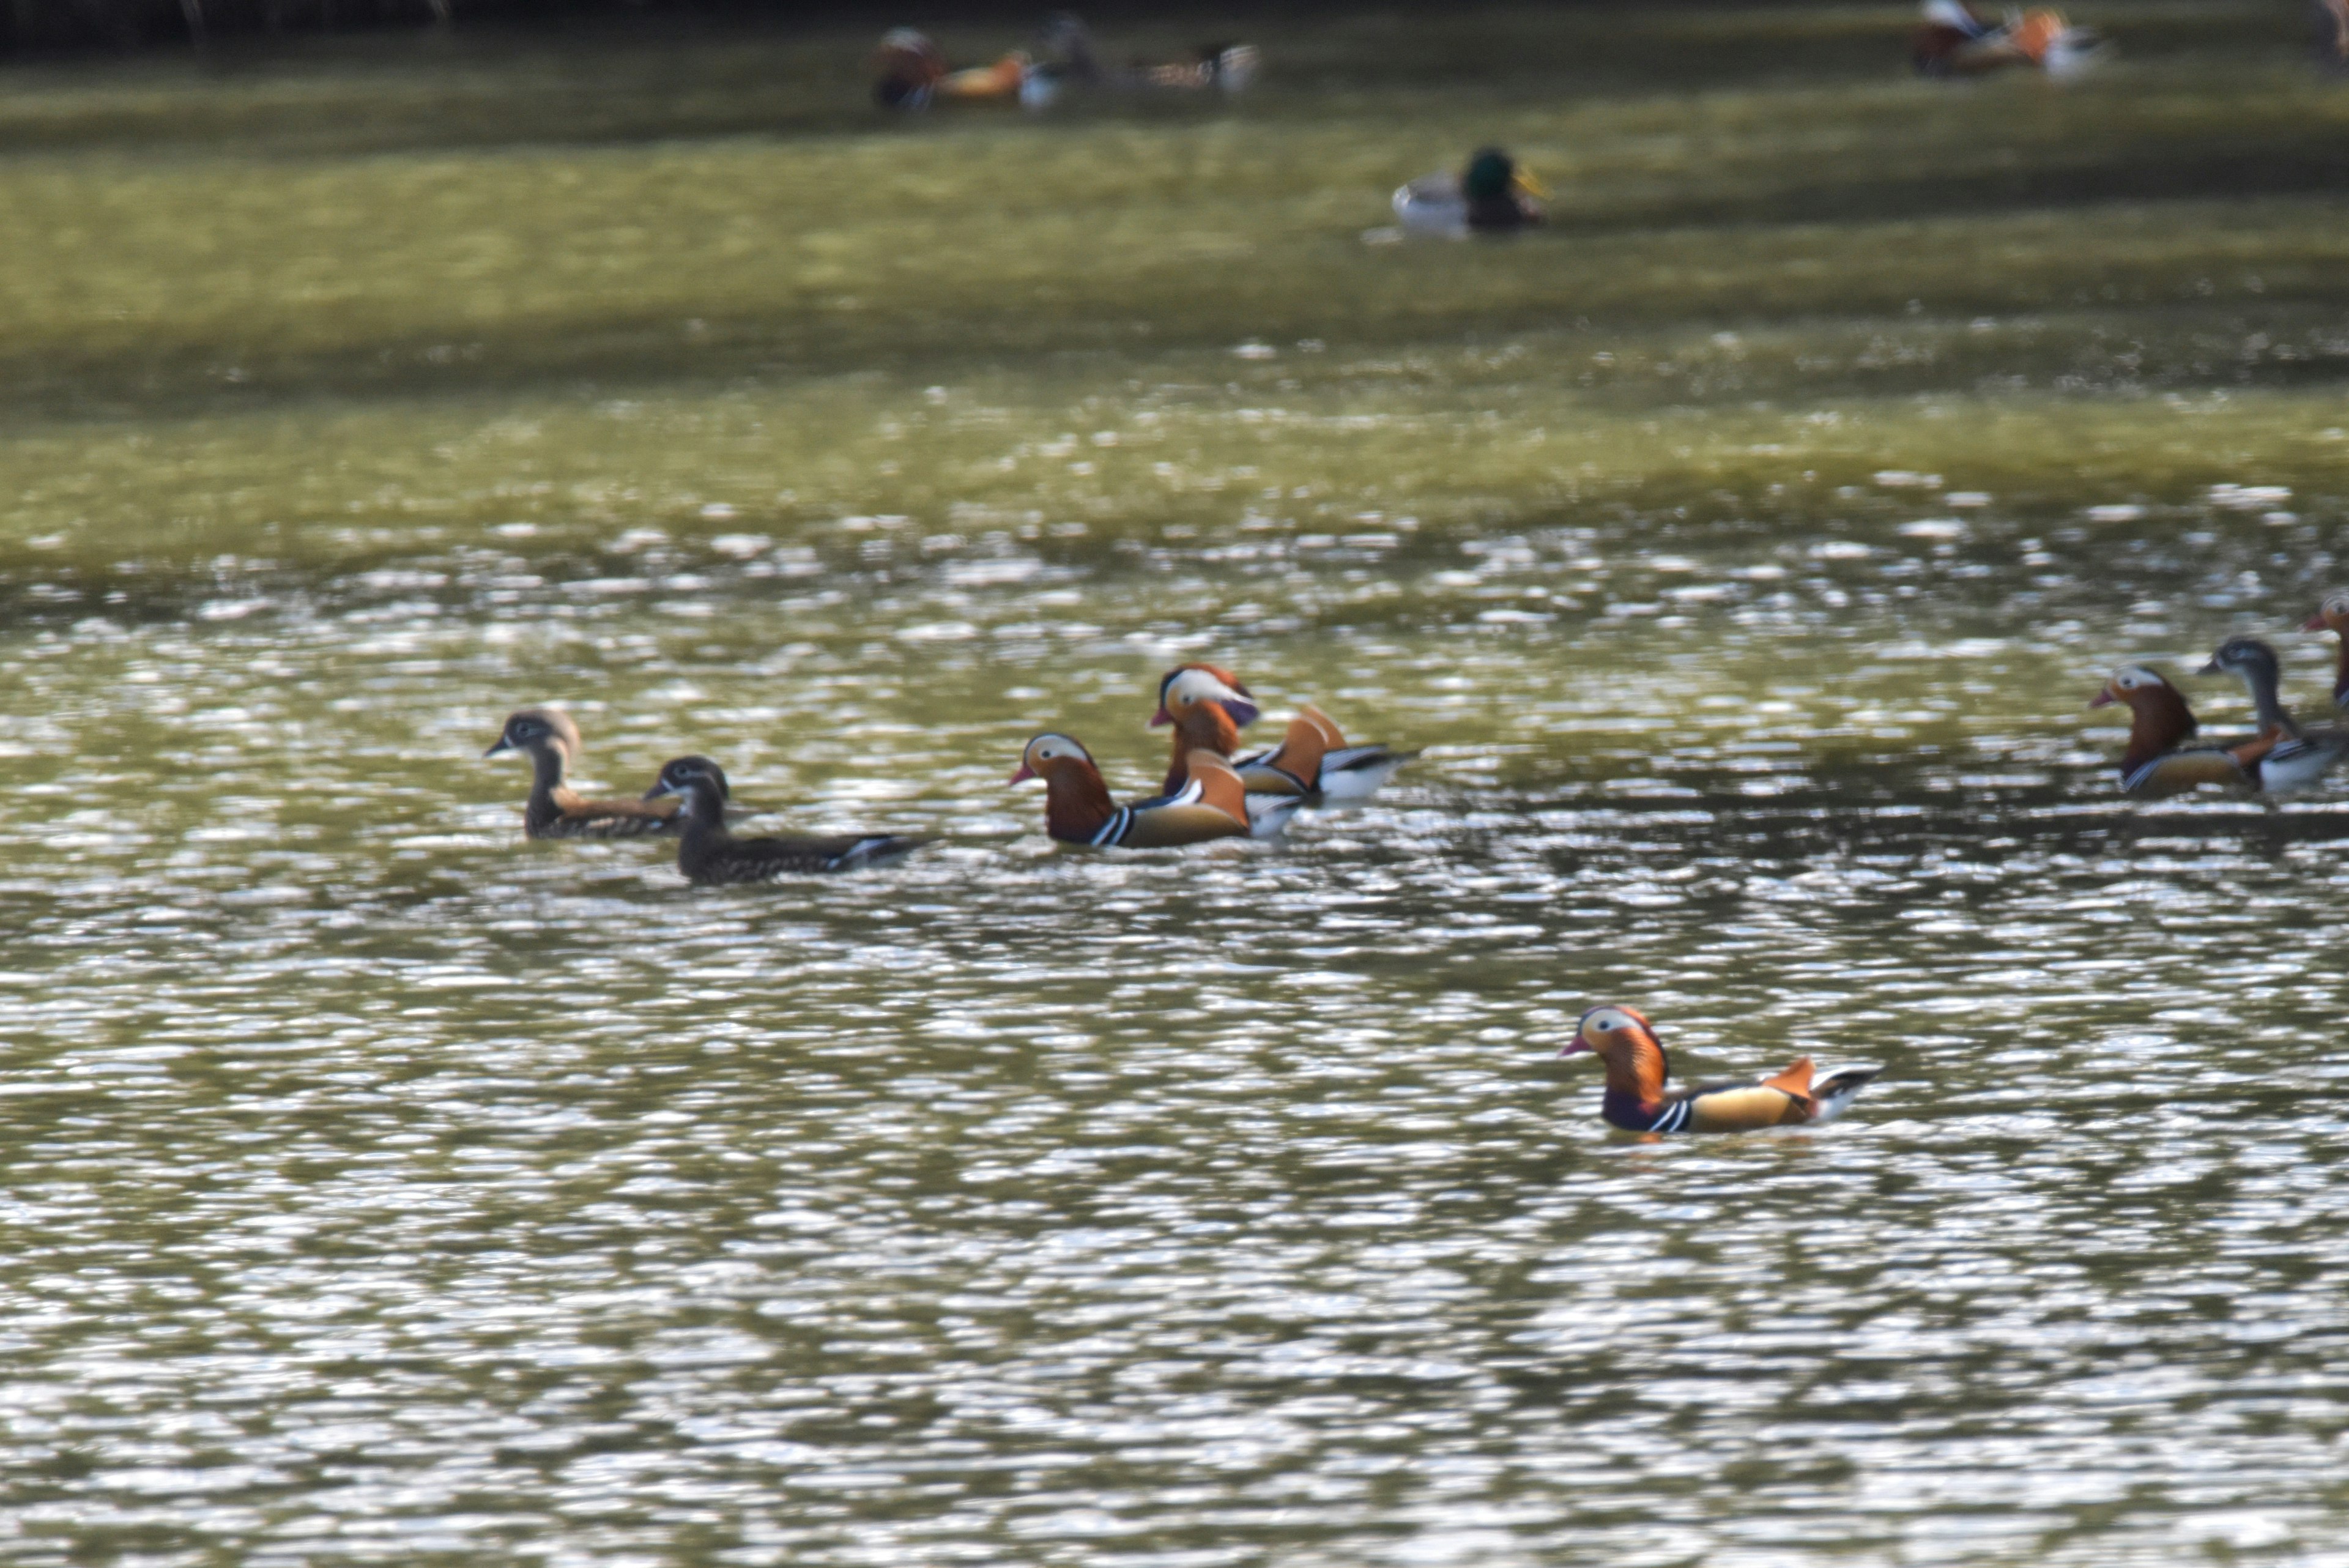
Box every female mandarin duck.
[1150,664,1418,807]
[2303,592,2349,711]
[2199,636,2349,793]
[484,707,685,839]
[1561,1005,1881,1135]
[642,757,924,883]
[2086,666,2260,797]
[1010,733,1301,847]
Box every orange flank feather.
[1241,705,1341,795]
[1186,751,1250,825]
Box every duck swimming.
[2199,636,2349,794]
[2086,665,2259,797]
[1560,1005,1881,1135]
[642,756,926,883]
[1392,147,1545,237]
[1151,664,1418,808]
[1011,733,1299,847]
[484,707,685,840]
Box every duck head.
[2200,636,2281,683]
[2202,636,2298,737]
[1009,732,1096,786]
[642,755,733,814]
[1151,663,1258,729]
[2303,590,2349,635]
[1561,1003,1661,1061]
[1463,146,1546,203]
[1463,147,1517,201]
[1011,732,1117,841]
[484,707,582,760]
[2089,664,2199,772]
[1155,667,1260,734]
[1562,1003,1673,1110]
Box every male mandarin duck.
[1151,664,1418,806]
[1560,1005,1881,1135]
[2199,636,2349,793]
[1010,733,1301,847]
[2302,592,2349,710]
[484,707,685,839]
[2086,665,2258,797]
[642,757,924,883]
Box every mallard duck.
[1392,147,1545,237]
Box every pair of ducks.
[2094,600,2349,797]
[1009,664,1419,847]
[484,710,924,885]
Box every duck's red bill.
[1008,762,1037,785]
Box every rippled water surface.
[6,6,2349,1565]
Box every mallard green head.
[1463,147,1516,202]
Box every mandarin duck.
[1152,664,1418,806]
[1561,1005,1881,1135]
[2302,592,2349,710]
[1011,734,1300,847]
[642,757,924,883]
[484,707,685,839]
[2087,665,2260,797]
[2199,637,2349,793]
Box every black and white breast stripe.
[1090,807,1134,847]
[1647,1098,1693,1134]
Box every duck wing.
[2121,746,2254,798]
[2252,729,2349,793]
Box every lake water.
[4,6,2349,1564]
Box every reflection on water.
[4,507,2348,1564]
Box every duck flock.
[480,593,2349,1139]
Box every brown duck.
[642,756,926,884]
[484,707,684,839]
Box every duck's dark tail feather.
[829,834,929,871]
[1811,1066,1882,1122]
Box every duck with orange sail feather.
[1150,663,1419,809]
[1011,735,1301,848]
[1560,1006,1880,1135]
[2087,665,2263,797]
